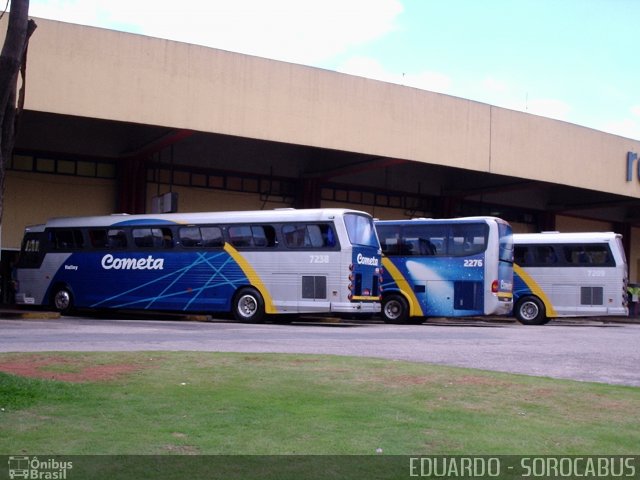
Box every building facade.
[2,17,640,299]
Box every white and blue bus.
[14,208,382,322]
[375,217,514,324]
[513,232,628,325]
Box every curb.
[0,309,61,320]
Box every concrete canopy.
[5,17,640,229]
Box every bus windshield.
[344,213,379,248]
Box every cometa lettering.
[357,253,379,266]
[101,254,164,270]
[500,279,513,291]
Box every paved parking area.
[1,315,639,386]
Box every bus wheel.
[515,296,548,325]
[52,287,74,315]
[233,287,265,323]
[382,294,409,324]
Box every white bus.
[14,208,382,322]
[375,216,514,323]
[513,232,628,325]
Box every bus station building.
[2,17,640,299]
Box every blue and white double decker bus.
[374,217,514,324]
[14,208,382,322]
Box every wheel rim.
[520,301,539,321]
[384,300,402,320]
[237,294,258,319]
[54,290,71,311]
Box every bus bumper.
[493,300,513,316]
[608,306,629,316]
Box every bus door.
[448,225,486,315]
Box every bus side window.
[159,228,174,248]
[380,237,399,255]
[179,227,202,247]
[283,225,306,248]
[589,246,612,265]
[251,226,277,248]
[89,229,108,248]
[131,228,171,248]
[307,225,324,248]
[322,225,336,247]
[73,230,85,248]
[577,249,591,264]
[264,226,277,247]
[107,229,127,248]
[133,228,154,248]
[19,234,43,267]
[305,224,334,248]
[539,246,557,264]
[282,224,334,249]
[418,238,436,255]
[564,245,607,265]
[401,240,416,255]
[251,226,267,247]
[228,226,253,248]
[524,249,534,264]
[375,225,400,256]
[514,246,528,265]
[51,231,66,249]
[51,229,84,250]
[201,227,223,248]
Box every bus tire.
[51,286,74,315]
[232,287,265,323]
[382,294,409,324]
[514,296,548,325]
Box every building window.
[9,153,116,179]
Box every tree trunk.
[0,0,36,225]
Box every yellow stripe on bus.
[381,257,424,317]
[223,243,277,314]
[513,264,558,317]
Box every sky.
[27,0,640,141]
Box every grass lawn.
[1,351,639,457]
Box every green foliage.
[0,352,639,455]
[0,371,80,411]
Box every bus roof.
[375,216,508,226]
[28,208,372,230]
[513,232,622,244]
